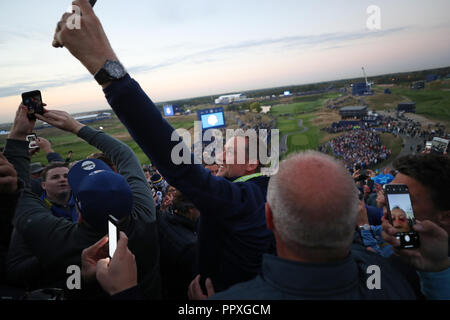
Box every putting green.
[291,134,309,146]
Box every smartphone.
[384,184,420,249]
[22,90,44,120]
[108,215,120,258]
[26,134,39,149]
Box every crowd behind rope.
[0,0,449,301]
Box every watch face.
[105,60,126,79]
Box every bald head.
[267,151,358,251]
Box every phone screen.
[108,220,118,258]
[22,91,44,119]
[26,134,39,149]
[385,184,420,249]
[386,193,415,233]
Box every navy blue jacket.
[211,250,417,300]
[104,75,275,291]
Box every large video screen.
[163,105,174,117]
[197,108,226,130]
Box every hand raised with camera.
[81,235,109,283]
[53,0,118,77]
[0,153,18,194]
[96,232,137,295]
[9,104,36,141]
[382,218,449,272]
[35,110,85,135]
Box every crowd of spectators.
[0,0,449,302]
[329,129,392,170]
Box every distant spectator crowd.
[329,129,392,170]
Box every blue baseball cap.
[68,159,133,230]
[371,173,395,186]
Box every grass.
[273,93,339,151]
[391,87,450,123]
[367,82,450,125]
[271,93,340,115]
[365,90,407,111]
[290,135,309,146]
[279,114,322,158]
[379,132,403,158]
[372,132,403,169]
[1,114,197,166]
[273,93,341,157]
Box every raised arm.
[4,104,37,186]
[51,1,257,218]
[35,110,155,221]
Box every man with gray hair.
[266,151,359,262]
[189,151,417,299]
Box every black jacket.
[157,209,197,299]
[0,182,22,284]
[211,249,417,300]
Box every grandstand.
[397,102,416,113]
[339,106,368,119]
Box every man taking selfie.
[51,0,275,292]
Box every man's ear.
[245,161,259,173]
[265,202,274,230]
[41,180,46,190]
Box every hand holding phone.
[384,184,420,249]
[22,90,44,121]
[381,219,449,272]
[96,231,138,296]
[108,215,120,258]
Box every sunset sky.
[0,0,449,123]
